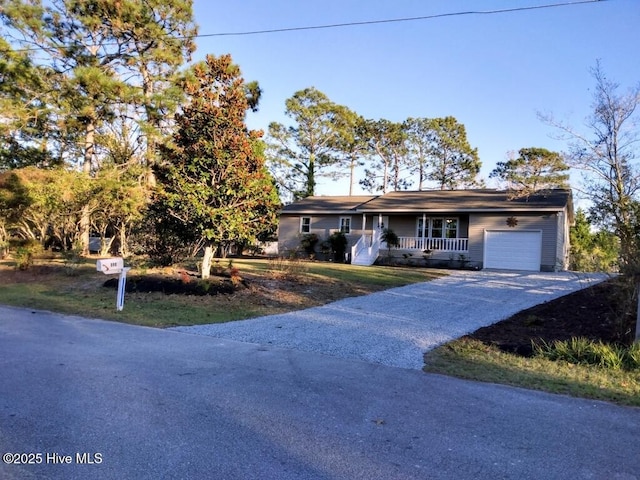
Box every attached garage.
[484,230,542,271]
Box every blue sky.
[191,0,640,197]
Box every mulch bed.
[103,274,239,296]
[466,278,637,356]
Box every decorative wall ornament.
[506,216,518,227]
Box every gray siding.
[277,214,365,256]
[468,213,560,270]
[555,208,570,270]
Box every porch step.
[351,253,378,266]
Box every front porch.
[350,230,469,266]
[395,236,469,253]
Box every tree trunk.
[80,121,95,255]
[201,245,214,279]
[119,224,128,257]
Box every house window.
[339,217,351,234]
[300,217,311,233]
[431,219,443,238]
[416,217,458,238]
[445,219,458,238]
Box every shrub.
[533,337,639,371]
[268,256,308,279]
[10,239,43,270]
[328,231,348,262]
[61,241,84,275]
[300,233,319,257]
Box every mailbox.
[96,257,124,275]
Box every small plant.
[61,241,84,275]
[625,342,640,370]
[268,256,309,279]
[179,270,192,284]
[228,266,242,287]
[523,315,543,327]
[11,239,42,271]
[380,228,399,263]
[533,337,639,371]
[300,233,319,257]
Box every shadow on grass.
[423,338,640,407]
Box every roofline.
[354,206,567,214]
[281,209,365,215]
[281,207,567,215]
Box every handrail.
[396,236,468,252]
[351,234,366,262]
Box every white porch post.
[422,213,426,250]
[378,213,383,229]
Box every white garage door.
[484,230,542,271]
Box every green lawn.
[0,256,442,327]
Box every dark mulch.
[466,277,637,357]
[103,274,239,296]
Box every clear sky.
[191,0,640,198]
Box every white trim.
[416,216,460,239]
[339,216,352,234]
[300,216,311,234]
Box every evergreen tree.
[267,87,343,201]
[155,54,280,279]
[425,116,481,190]
[490,147,569,198]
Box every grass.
[423,338,640,407]
[4,254,638,407]
[0,256,442,327]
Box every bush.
[299,233,319,257]
[61,241,84,275]
[10,239,42,270]
[328,231,348,262]
[268,256,309,279]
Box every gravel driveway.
[173,270,609,370]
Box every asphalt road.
[1,305,639,480]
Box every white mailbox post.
[96,258,130,311]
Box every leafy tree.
[267,87,344,201]
[360,119,411,193]
[155,54,280,279]
[425,116,481,190]
[490,147,569,198]
[569,209,618,272]
[0,167,92,249]
[0,0,197,252]
[90,166,148,256]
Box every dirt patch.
[467,278,637,356]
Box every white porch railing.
[396,237,468,252]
